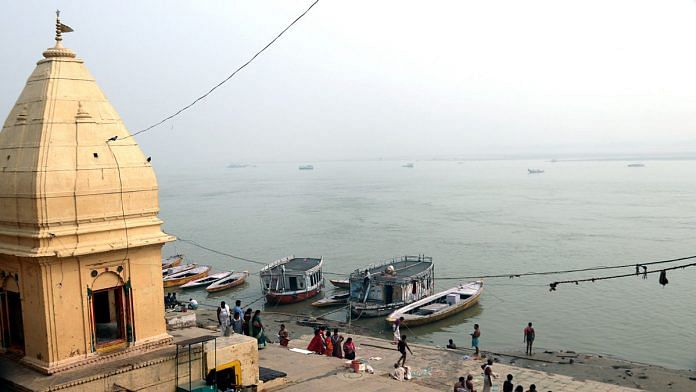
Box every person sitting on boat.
[447,339,457,349]
[188,298,198,310]
[252,309,268,348]
[343,337,356,360]
[331,329,344,358]
[231,311,243,334]
[278,324,290,347]
[307,328,325,354]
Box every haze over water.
[159,159,696,370]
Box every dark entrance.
[384,285,394,304]
[92,286,125,346]
[288,277,298,291]
[1,289,24,353]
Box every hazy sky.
[2,0,696,164]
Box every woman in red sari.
[307,329,325,354]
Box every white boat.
[299,165,314,170]
[402,163,414,168]
[260,256,324,304]
[162,263,196,277]
[386,281,483,326]
[206,271,250,293]
[627,163,645,168]
[180,271,233,289]
[528,168,544,174]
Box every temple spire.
[43,10,76,59]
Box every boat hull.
[162,256,183,269]
[351,303,405,318]
[163,269,210,288]
[385,282,484,326]
[265,287,321,305]
[206,273,248,293]
[329,279,350,289]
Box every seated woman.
[343,337,356,360]
[278,324,290,347]
[307,329,325,354]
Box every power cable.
[548,261,696,291]
[122,0,320,140]
[437,254,696,280]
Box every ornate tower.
[0,14,174,373]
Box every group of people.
[447,322,538,392]
[306,327,357,360]
[217,300,269,348]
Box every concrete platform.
[259,334,641,392]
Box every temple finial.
[54,9,73,45]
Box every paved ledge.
[259,334,641,392]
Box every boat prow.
[206,271,250,293]
[163,266,211,288]
[180,271,233,289]
[386,280,483,326]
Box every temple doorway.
[92,286,125,346]
[1,277,24,354]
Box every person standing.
[251,309,267,348]
[331,329,344,358]
[233,300,243,318]
[242,308,252,336]
[503,374,514,392]
[393,316,404,343]
[471,324,481,357]
[466,374,476,392]
[523,322,535,355]
[307,329,325,354]
[231,311,243,334]
[217,301,230,334]
[324,332,334,357]
[396,335,413,367]
[482,359,494,392]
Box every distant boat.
[528,168,544,174]
[180,271,233,289]
[311,291,350,307]
[206,271,250,293]
[163,266,211,288]
[385,281,483,327]
[162,254,183,269]
[627,163,645,167]
[227,163,250,169]
[330,279,350,289]
[402,163,414,168]
[299,165,314,170]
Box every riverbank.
[189,306,695,391]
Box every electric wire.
[548,261,696,290]
[123,0,320,140]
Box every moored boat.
[260,256,324,304]
[162,254,183,269]
[311,291,350,307]
[385,281,483,327]
[163,266,211,288]
[349,255,435,317]
[180,271,233,289]
[299,165,314,170]
[162,263,196,277]
[206,271,250,293]
[330,279,350,289]
[528,168,544,174]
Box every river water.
[157,159,696,370]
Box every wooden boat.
[206,271,250,293]
[329,279,350,289]
[162,254,183,269]
[163,266,211,288]
[162,263,196,277]
[350,255,435,317]
[260,256,324,304]
[180,271,233,289]
[311,291,349,307]
[385,281,483,327]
